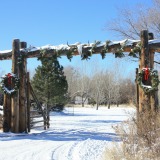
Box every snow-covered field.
[0,106,135,160]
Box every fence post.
[136,68,139,114]
[11,39,20,133]
[138,30,150,112]
[19,42,27,132]
[26,72,30,132]
[148,33,158,111]
[3,95,11,132]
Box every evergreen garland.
[129,42,141,58]
[66,46,77,61]
[100,40,111,59]
[81,50,92,60]
[17,51,27,66]
[81,41,101,60]
[114,48,125,58]
[114,40,128,58]
[91,41,101,54]
[100,49,106,59]
[66,42,78,61]
[36,40,142,61]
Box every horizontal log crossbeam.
[0,39,160,60]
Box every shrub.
[104,110,160,160]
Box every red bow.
[144,67,149,81]
[7,73,13,86]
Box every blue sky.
[0,0,153,77]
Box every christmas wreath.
[137,68,159,93]
[1,73,19,95]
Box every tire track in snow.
[0,139,57,160]
[51,141,82,160]
[69,139,107,160]
[51,142,75,160]
[51,139,107,160]
[67,141,80,160]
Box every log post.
[26,72,30,132]
[138,31,158,112]
[19,42,27,132]
[11,39,20,133]
[3,94,11,132]
[139,30,150,112]
[148,33,158,111]
[136,68,139,113]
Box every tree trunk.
[47,81,50,128]
[116,102,119,107]
[96,94,99,110]
[108,101,111,109]
[46,104,50,129]
[82,96,84,107]
[96,103,99,110]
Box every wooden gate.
[0,30,159,133]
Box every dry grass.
[103,109,160,160]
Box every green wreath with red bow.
[1,73,19,95]
[137,68,160,93]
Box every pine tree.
[31,53,68,111]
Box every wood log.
[11,39,20,133]
[3,94,11,132]
[149,33,155,111]
[139,30,150,112]
[0,41,160,60]
[31,120,44,124]
[26,72,30,132]
[19,42,27,132]
[149,33,159,111]
[31,125,44,129]
[135,68,139,114]
[30,115,43,118]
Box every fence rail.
[29,83,49,130]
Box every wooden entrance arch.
[0,30,159,133]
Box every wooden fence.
[2,40,48,133]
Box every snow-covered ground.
[0,106,135,160]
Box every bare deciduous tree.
[106,0,160,39]
[119,78,136,104]
[64,61,136,108]
[64,66,79,102]
[76,74,91,107]
[102,71,119,109]
[90,71,105,110]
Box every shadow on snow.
[0,111,122,142]
[0,130,120,142]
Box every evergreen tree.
[31,53,68,111]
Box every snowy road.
[0,106,135,160]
